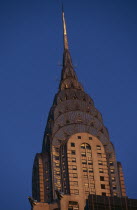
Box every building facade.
[30,9,127,210]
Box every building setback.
[28,8,136,210]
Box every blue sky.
[0,0,137,209]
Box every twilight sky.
[0,0,137,209]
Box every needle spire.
[62,4,69,50]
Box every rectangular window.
[101,184,105,189]
[71,150,76,155]
[110,162,113,166]
[112,177,115,182]
[102,192,106,196]
[99,168,103,173]
[96,145,101,150]
[82,160,87,164]
[81,153,86,157]
[78,136,81,139]
[55,156,59,160]
[56,171,60,175]
[89,169,93,173]
[87,153,92,157]
[84,183,89,187]
[83,168,87,172]
[71,142,75,147]
[55,163,60,167]
[72,158,76,162]
[73,173,78,178]
[98,160,103,165]
[74,189,79,195]
[72,166,77,170]
[89,137,92,140]
[113,185,117,190]
[100,176,104,181]
[73,181,78,186]
[111,169,114,174]
[97,153,102,158]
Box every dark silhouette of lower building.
[86,194,137,210]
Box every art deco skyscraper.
[31,9,126,210]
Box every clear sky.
[0,0,137,209]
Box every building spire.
[62,4,69,50]
[59,5,83,91]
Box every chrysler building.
[29,8,129,210]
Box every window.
[98,160,103,165]
[73,173,78,178]
[110,162,113,166]
[81,143,91,150]
[73,181,78,186]
[84,183,89,187]
[101,184,105,189]
[88,161,92,165]
[96,145,101,150]
[113,185,117,190]
[97,153,102,158]
[72,166,77,170]
[71,142,75,147]
[69,201,78,205]
[100,176,104,181]
[55,156,59,160]
[86,144,91,150]
[72,158,76,162]
[99,168,103,173]
[56,171,60,175]
[74,189,79,195]
[83,168,87,172]
[82,160,87,164]
[78,136,81,139]
[102,192,106,196]
[71,150,76,155]
[112,177,115,182]
[89,169,93,173]
[81,153,86,157]
[89,137,92,140]
[55,163,60,167]
[110,169,114,174]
